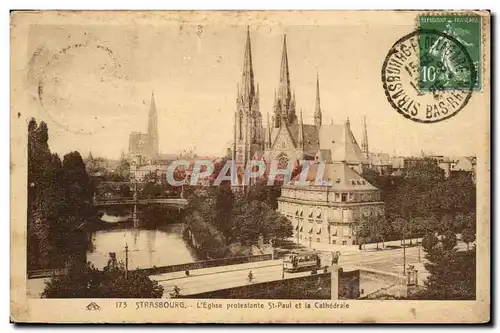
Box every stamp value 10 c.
[418,14,482,91]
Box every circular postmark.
[381,29,477,123]
[31,42,126,135]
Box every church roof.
[319,123,367,165]
[265,123,320,156]
[317,149,332,162]
[287,162,378,191]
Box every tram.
[283,251,321,273]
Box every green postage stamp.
[418,14,482,91]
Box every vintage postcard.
[10,10,490,323]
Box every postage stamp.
[381,29,476,123]
[418,14,482,91]
[10,10,490,324]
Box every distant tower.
[148,92,159,158]
[274,35,296,127]
[362,116,369,159]
[233,27,262,187]
[314,73,323,127]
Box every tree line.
[361,159,476,249]
[182,162,293,259]
[28,118,96,270]
[363,158,476,299]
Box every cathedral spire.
[314,73,323,127]
[148,91,159,157]
[241,26,255,106]
[362,116,369,159]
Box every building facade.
[277,163,384,247]
[230,29,383,247]
[231,29,370,180]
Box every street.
[28,239,470,299]
[150,243,431,297]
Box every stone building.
[277,162,384,247]
[128,92,159,161]
[231,29,370,181]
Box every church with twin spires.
[232,29,384,247]
[232,28,371,180]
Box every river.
[86,223,199,270]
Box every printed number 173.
[116,301,128,308]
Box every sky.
[23,14,486,160]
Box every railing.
[93,197,188,207]
[27,268,68,279]
[138,254,272,276]
[28,254,272,279]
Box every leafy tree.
[185,211,227,259]
[402,158,445,187]
[27,119,94,270]
[391,217,408,245]
[230,201,292,245]
[355,219,371,250]
[42,262,164,298]
[115,155,130,181]
[119,184,131,197]
[142,171,163,198]
[417,231,475,300]
[247,179,281,209]
[212,184,235,241]
[372,215,388,250]
[265,209,293,241]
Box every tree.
[115,155,131,181]
[417,231,475,300]
[27,119,94,270]
[391,217,408,245]
[185,211,227,259]
[212,184,235,241]
[265,210,293,241]
[247,179,281,209]
[372,215,388,250]
[354,221,370,250]
[142,171,163,198]
[230,201,293,245]
[61,151,94,218]
[119,184,131,197]
[42,262,164,298]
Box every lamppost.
[125,243,129,279]
[296,215,300,245]
[281,257,285,280]
[403,229,406,275]
[418,237,421,263]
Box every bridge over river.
[93,197,188,209]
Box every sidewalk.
[283,237,423,254]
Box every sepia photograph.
[10,10,490,323]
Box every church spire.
[148,91,159,157]
[362,116,369,159]
[241,26,255,106]
[267,112,272,148]
[314,73,323,127]
[276,35,293,126]
[298,109,304,147]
